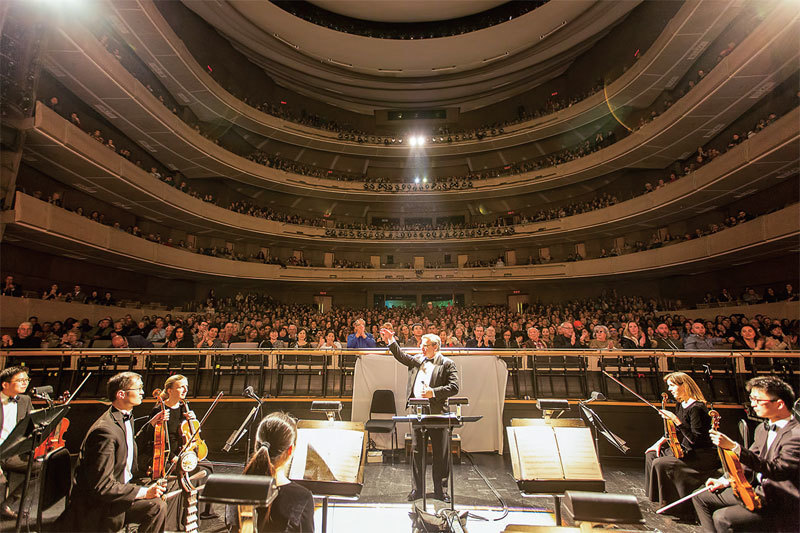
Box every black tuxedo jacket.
[740,418,800,515]
[388,341,459,414]
[0,394,32,452]
[67,407,142,532]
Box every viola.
[662,392,684,459]
[179,400,208,462]
[34,391,71,458]
[709,410,761,511]
[152,389,169,479]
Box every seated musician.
[63,372,168,533]
[237,412,315,532]
[693,376,799,532]
[644,372,718,520]
[0,366,39,520]
[137,374,214,529]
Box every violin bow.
[601,370,662,412]
[163,391,223,478]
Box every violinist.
[693,376,799,532]
[645,372,717,521]
[0,366,38,520]
[138,375,213,529]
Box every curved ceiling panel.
[308,0,508,23]
[182,0,640,112]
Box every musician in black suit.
[380,326,459,502]
[64,372,168,533]
[0,366,37,519]
[693,376,800,532]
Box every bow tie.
[121,412,132,422]
[769,423,778,432]
[5,396,19,404]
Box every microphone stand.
[223,391,263,462]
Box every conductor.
[380,325,459,503]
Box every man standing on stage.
[380,326,459,502]
[64,372,167,532]
[693,375,799,532]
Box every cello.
[709,410,761,511]
[151,389,170,479]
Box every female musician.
[238,412,315,532]
[644,372,718,520]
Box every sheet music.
[289,428,363,483]
[513,426,564,480]
[554,427,603,480]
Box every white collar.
[1,392,17,405]
[681,398,696,408]
[770,416,792,429]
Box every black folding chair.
[364,389,398,464]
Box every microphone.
[30,385,54,400]
[582,391,606,403]
[243,386,261,402]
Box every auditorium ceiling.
[181,0,641,112]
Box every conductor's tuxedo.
[693,417,800,532]
[64,407,166,532]
[388,341,459,498]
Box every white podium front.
[351,353,508,453]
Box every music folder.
[507,418,605,494]
[288,420,366,497]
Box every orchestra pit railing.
[0,349,796,404]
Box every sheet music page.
[513,426,564,480]
[554,427,603,480]
[289,428,363,483]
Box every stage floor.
[4,454,701,532]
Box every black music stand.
[393,399,481,513]
[0,405,70,533]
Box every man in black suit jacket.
[380,327,459,502]
[694,376,799,532]
[0,366,36,518]
[64,372,167,532]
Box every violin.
[179,400,208,462]
[151,389,170,479]
[34,391,71,458]
[662,392,684,459]
[709,410,761,511]
[603,371,684,457]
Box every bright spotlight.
[422,177,428,183]
[414,177,420,184]
[408,137,417,147]
[417,136,425,146]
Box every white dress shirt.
[1,393,19,446]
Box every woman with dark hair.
[166,326,195,348]
[239,413,314,532]
[290,329,312,349]
[644,372,717,521]
[731,324,764,350]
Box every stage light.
[422,177,427,183]
[409,137,417,147]
[414,177,420,184]
[417,136,425,146]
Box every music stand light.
[536,399,570,420]
[408,397,429,416]
[446,397,469,418]
[563,490,643,528]
[311,400,343,422]
[199,474,278,507]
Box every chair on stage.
[77,349,136,396]
[364,389,397,463]
[499,353,522,398]
[144,350,203,396]
[37,447,72,532]
[600,353,660,401]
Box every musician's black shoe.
[407,490,420,501]
[199,510,218,520]
[0,506,18,519]
[434,492,450,503]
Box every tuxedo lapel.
[766,419,798,460]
